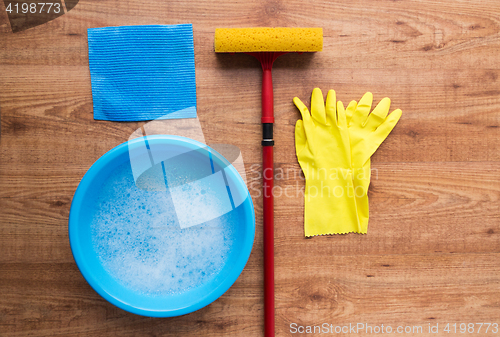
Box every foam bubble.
[90,161,234,295]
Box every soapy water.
[90,161,235,295]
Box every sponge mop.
[215,27,323,337]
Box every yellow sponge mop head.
[215,27,323,53]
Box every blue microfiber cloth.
[88,24,196,121]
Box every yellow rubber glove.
[344,93,402,233]
[294,88,361,236]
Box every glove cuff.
[303,170,363,236]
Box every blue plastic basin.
[69,135,255,317]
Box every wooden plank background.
[1,0,499,336]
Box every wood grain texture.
[1,0,499,336]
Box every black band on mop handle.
[262,123,274,146]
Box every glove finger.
[295,120,307,155]
[336,100,348,129]
[293,96,313,128]
[311,88,327,125]
[373,108,402,142]
[351,92,373,127]
[325,89,337,126]
[365,97,391,130]
[345,100,357,126]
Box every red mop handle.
[262,67,275,337]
